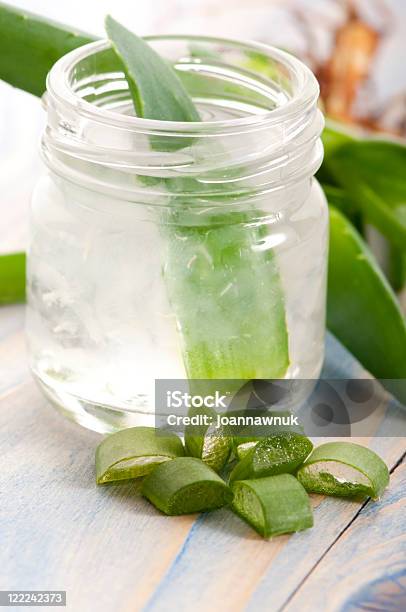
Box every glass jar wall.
[27,37,328,432]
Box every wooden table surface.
[1,300,405,612]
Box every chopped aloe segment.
[184,406,231,473]
[142,457,233,515]
[231,474,313,538]
[296,442,389,500]
[235,441,258,460]
[231,409,303,457]
[229,432,313,482]
[200,433,231,473]
[95,426,184,484]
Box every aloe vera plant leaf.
[327,207,406,386]
[321,123,355,159]
[388,245,406,291]
[326,139,406,251]
[321,184,357,219]
[106,17,290,380]
[296,442,389,500]
[0,252,25,304]
[317,124,355,186]
[142,457,233,515]
[105,16,199,123]
[321,183,365,235]
[0,2,95,96]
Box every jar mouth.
[47,35,319,134]
[44,35,323,201]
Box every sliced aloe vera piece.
[0,252,25,304]
[231,474,313,538]
[184,407,231,473]
[229,432,313,482]
[231,408,304,459]
[235,441,259,460]
[296,442,389,500]
[95,426,184,484]
[142,457,233,515]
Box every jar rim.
[46,35,319,134]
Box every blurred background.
[1,0,405,253]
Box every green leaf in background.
[0,252,25,304]
[326,139,406,252]
[321,123,355,159]
[317,123,355,186]
[388,245,406,292]
[0,1,95,96]
[327,208,406,386]
[321,183,363,233]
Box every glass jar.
[27,36,328,433]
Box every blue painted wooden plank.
[0,383,196,612]
[143,438,404,612]
[1,309,405,612]
[282,460,406,612]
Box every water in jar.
[27,97,328,432]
